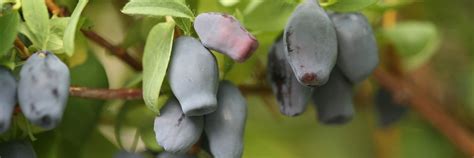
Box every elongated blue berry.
[284,0,338,86]
[113,151,145,158]
[330,12,379,83]
[312,68,354,125]
[168,36,219,116]
[205,81,247,158]
[375,88,408,127]
[156,152,197,158]
[18,51,70,129]
[154,97,203,153]
[194,12,259,62]
[268,37,312,116]
[0,66,17,133]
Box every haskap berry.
[156,152,197,158]
[154,97,204,153]
[267,37,313,116]
[194,12,259,62]
[168,36,219,116]
[113,151,145,158]
[330,12,379,83]
[204,81,247,158]
[283,0,338,86]
[375,88,408,127]
[0,66,17,133]
[312,68,355,125]
[18,51,70,130]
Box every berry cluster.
[154,13,257,158]
[268,0,379,125]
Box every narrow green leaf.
[326,0,378,12]
[22,0,49,49]
[64,0,89,56]
[121,0,194,19]
[0,11,19,56]
[142,20,175,114]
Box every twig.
[80,29,143,71]
[69,86,142,100]
[373,69,474,156]
[69,85,271,100]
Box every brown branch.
[69,85,271,100]
[373,69,474,156]
[80,29,143,71]
[69,86,143,100]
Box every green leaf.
[174,17,192,35]
[64,0,89,56]
[47,17,70,54]
[383,21,440,70]
[121,0,194,19]
[326,0,378,12]
[0,11,19,56]
[142,20,175,114]
[22,0,49,49]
